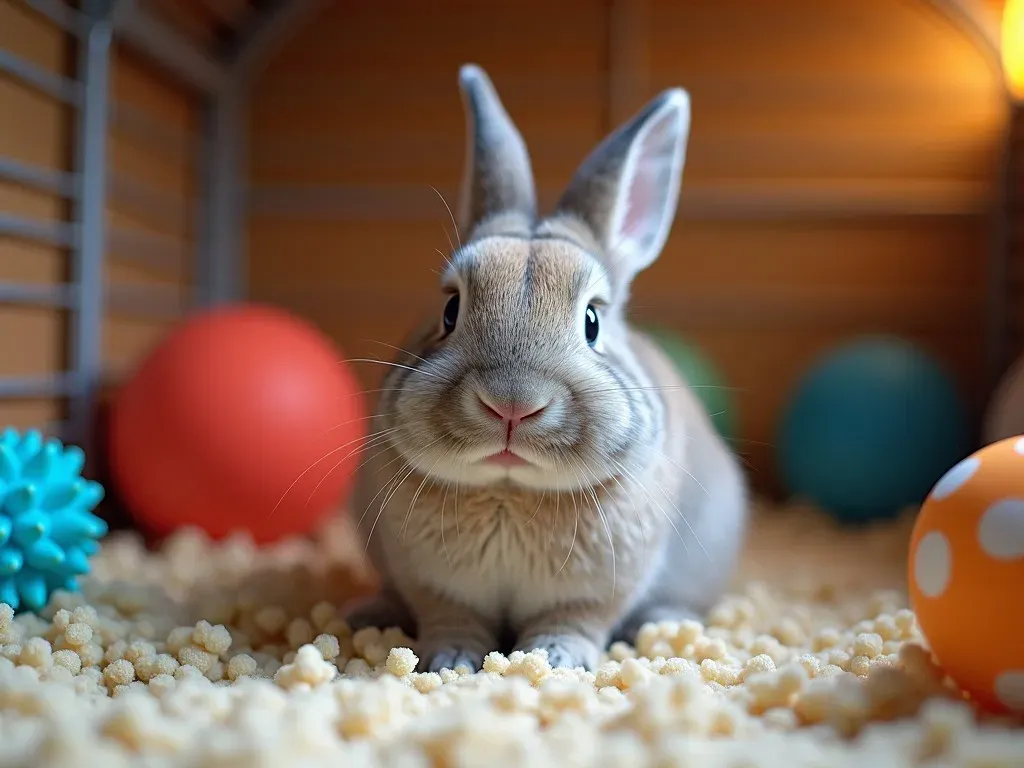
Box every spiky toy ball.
[0,428,107,613]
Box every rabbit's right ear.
[456,65,537,241]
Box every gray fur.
[345,65,748,673]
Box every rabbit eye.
[442,293,460,335]
[584,304,599,347]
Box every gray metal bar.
[0,282,75,307]
[0,281,180,319]
[0,49,81,106]
[227,0,328,80]
[0,157,78,198]
[112,0,229,95]
[0,214,77,247]
[191,0,326,308]
[0,374,76,399]
[24,0,91,37]
[66,0,113,455]
[196,88,244,305]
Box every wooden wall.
[247,0,1010,491]
[0,1,197,434]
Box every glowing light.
[1005,0,1024,100]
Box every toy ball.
[644,327,736,441]
[777,336,970,523]
[908,436,1024,714]
[0,428,107,613]
[109,304,364,544]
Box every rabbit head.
[379,64,691,492]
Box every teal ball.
[777,336,971,523]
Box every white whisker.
[429,184,462,252]
[612,458,691,558]
[362,339,433,367]
[557,472,581,575]
[269,426,399,521]
[340,357,451,382]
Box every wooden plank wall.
[0,0,72,432]
[0,1,198,433]
[246,0,1010,493]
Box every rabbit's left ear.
[456,64,537,240]
[552,89,690,288]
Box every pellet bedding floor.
[0,501,1022,767]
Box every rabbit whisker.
[524,488,548,528]
[440,480,452,567]
[362,460,416,558]
[356,435,447,529]
[360,339,434,367]
[429,184,462,253]
[303,428,399,508]
[612,457,690,558]
[571,454,617,599]
[618,455,710,562]
[577,383,745,396]
[364,438,444,555]
[269,426,400,521]
[318,411,386,437]
[649,446,711,500]
[557,474,581,575]
[340,357,452,382]
[401,455,444,543]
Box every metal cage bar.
[23,0,91,37]
[0,48,81,106]
[65,0,115,455]
[0,157,78,198]
[0,282,76,308]
[0,214,77,248]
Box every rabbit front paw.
[418,638,488,674]
[514,632,601,671]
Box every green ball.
[642,327,736,441]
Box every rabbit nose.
[476,393,548,429]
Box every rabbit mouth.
[481,449,531,468]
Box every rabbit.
[344,63,749,674]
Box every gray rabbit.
[346,64,749,673]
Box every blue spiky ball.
[0,427,108,613]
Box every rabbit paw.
[419,643,486,674]
[344,591,416,636]
[514,633,601,671]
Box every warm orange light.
[1005,0,1024,100]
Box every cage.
[0,0,1018,505]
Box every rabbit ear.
[551,89,690,289]
[456,64,537,240]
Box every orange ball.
[109,304,364,544]
[908,436,1024,714]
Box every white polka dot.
[914,531,952,598]
[977,499,1024,560]
[995,671,1024,711]
[1015,438,1024,456]
[930,457,981,501]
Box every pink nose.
[477,395,547,427]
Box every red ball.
[109,304,364,544]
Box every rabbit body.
[346,66,748,673]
